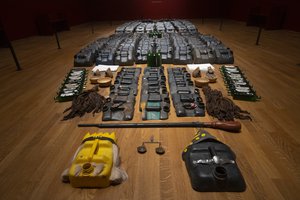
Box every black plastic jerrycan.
[182,130,246,192]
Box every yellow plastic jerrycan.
[68,132,116,188]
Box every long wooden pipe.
[78,121,241,132]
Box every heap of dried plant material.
[205,67,217,83]
[105,68,113,78]
[62,85,109,120]
[192,67,201,78]
[202,85,252,121]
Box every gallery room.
[0,0,299,199]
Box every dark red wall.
[227,0,300,31]
[1,0,222,40]
[0,0,90,40]
[1,0,299,41]
[90,0,220,21]
[281,0,300,31]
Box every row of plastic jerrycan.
[74,22,234,67]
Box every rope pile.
[202,85,252,121]
[62,85,109,120]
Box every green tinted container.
[147,51,162,67]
